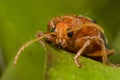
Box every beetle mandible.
[14,15,118,67]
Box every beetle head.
[53,22,72,48]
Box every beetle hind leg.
[100,41,111,65]
[100,39,120,67]
[74,40,90,67]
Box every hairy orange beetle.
[14,15,118,67]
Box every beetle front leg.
[37,31,46,37]
[74,40,90,67]
[36,31,47,47]
[37,31,56,43]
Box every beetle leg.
[37,31,46,37]
[36,31,46,47]
[98,38,120,67]
[91,37,112,65]
[48,20,55,32]
[74,40,90,67]
[37,31,56,46]
[100,40,110,65]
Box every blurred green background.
[0,0,120,80]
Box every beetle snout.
[57,43,62,48]
[56,39,63,48]
[56,39,68,48]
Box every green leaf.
[45,43,120,80]
[1,43,46,80]
[2,42,120,80]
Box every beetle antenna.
[68,23,104,33]
[13,32,55,64]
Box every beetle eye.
[68,31,73,37]
[51,27,56,32]
[67,28,73,37]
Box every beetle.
[14,15,118,67]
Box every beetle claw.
[106,63,120,67]
[74,60,84,68]
[74,56,84,68]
